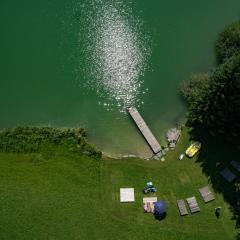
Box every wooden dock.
[128,107,162,154]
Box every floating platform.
[128,107,162,155]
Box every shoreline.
[101,151,152,160]
[0,124,184,160]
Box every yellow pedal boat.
[185,142,201,158]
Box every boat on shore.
[185,142,201,158]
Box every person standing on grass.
[215,206,222,218]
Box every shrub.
[0,126,102,158]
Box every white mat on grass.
[120,188,135,202]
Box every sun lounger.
[186,196,200,213]
[177,199,188,216]
[199,186,215,203]
[220,168,236,183]
[143,197,157,213]
[230,160,240,172]
[144,202,155,213]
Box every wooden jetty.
[128,107,162,155]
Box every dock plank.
[128,107,162,154]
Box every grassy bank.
[0,126,101,158]
[0,127,238,239]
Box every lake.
[0,0,239,157]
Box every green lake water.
[0,0,240,157]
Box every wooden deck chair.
[177,199,188,216]
[231,160,240,172]
[186,196,200,213]
[220,168,236,183]
[199,186,215,203]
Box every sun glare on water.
[80,0,150,112]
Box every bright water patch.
[78,0,150,112]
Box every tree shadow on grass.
[187,126,240,239]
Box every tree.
[181,55,240,141]
[216,21,240,64]
[203,55,240,138]
[180,73,211,124]
[180,73,210,103]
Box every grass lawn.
[0,128,238,239]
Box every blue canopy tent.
[154,201,167,220]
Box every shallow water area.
[0,0,239,158]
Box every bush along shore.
[0,126,102,158]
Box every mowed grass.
[0,130,238,240]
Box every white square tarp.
[120,188,135,202]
